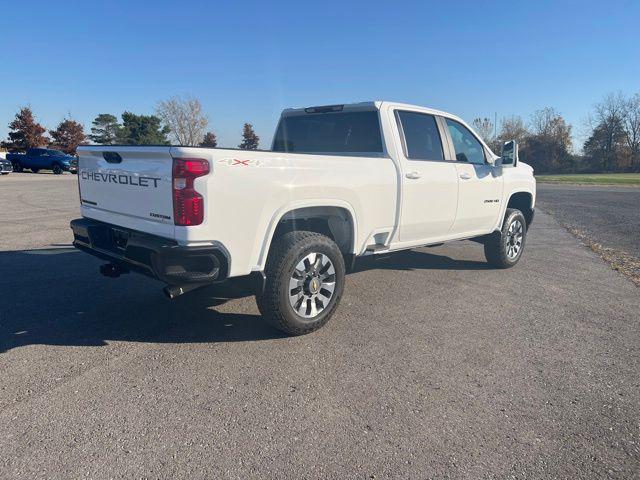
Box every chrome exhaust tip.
[163,283,207,299]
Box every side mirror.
[501,140,519,167]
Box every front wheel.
[31,168,40,174]
[484,208,527,268]
[12,163,23,173]
[52,164,62,175]
[256,231,345,335]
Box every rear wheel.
[256,231,345,335]
[12,163,23,173]
[31,168,39,173]
[52,164,62,175]
[484,208,527,268]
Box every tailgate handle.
[103,152,122,164]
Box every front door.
[444,118,503,236]
[395,110,458,243]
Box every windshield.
[272,110,383,154]
[48,149,66,156]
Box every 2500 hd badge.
[80,170,161,188]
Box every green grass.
[536,173,640,186]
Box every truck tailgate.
[77,146,175,237]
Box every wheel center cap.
[307,277,321,295]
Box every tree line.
[473,91,640,173]
[0,96,260,155]
[3,92,639,173]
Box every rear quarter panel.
[170,147,398,277]
[8,153,30,167]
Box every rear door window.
[397,111,444,161]
[273,111,383,154]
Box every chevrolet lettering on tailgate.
[80,170,161,188]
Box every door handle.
[405,171,421,179]
[459,172,472,180]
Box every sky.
[1,0,639,150]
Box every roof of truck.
[281,101,462,122]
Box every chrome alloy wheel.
[288,252,336,319]
[506,219,524,259]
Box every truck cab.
[272,102,534,250]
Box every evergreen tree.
[3,107,48,151]
[200,131,218,148]
[238,123,259,150]
[117,112,170,145]
[50,119,86,155]
[89,114,121,144]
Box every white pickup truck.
[71,101,535,335]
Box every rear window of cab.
[272,111,383,154]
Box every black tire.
[31,168,39,173]
[52,164,62,175]
[484,208,527,268]
[256,231,345,335]
[12,163,23,173]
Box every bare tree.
[496,116,529,151]
[156,96,208,146]
[472,117,495,145]
[623,93,640,170]
[524,107,573,172]
[590,92,628,170]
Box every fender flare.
[253,199,359,271]
[496,189,535,229]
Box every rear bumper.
[0,162,12,173]
[70,218,230,285]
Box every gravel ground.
[537,183,640,258]
[0,173,639,479]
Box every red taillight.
[172,158,210,226]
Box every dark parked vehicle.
[0,157,13,175]
[7,148,73,174]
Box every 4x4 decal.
[217,158,264,167]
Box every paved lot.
[1,173,639,479]
[537,183,640,258]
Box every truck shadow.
[352,247,490,274]
[0,246,487,353]
[0,248,286,353]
